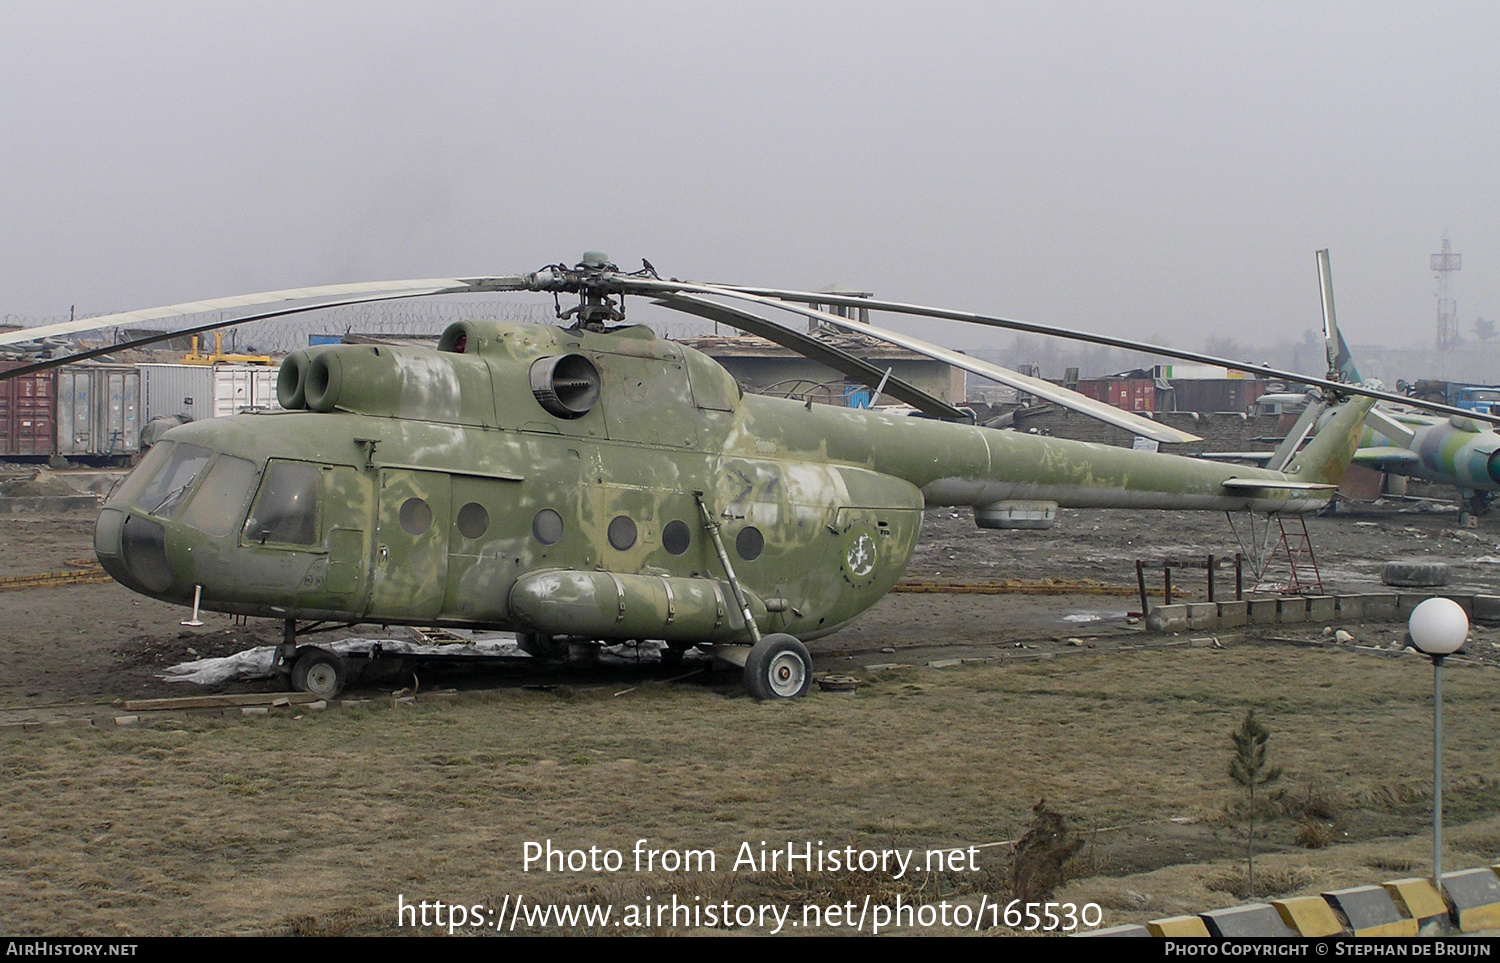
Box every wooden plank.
[123,692,319,711]
[1161,556,1221,569]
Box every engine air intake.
[530,354,601,418]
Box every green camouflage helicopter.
[6,254,1474,700]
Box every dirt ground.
[2,493,1500,935]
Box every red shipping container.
[1075,378,1154,412]
[1073,380,1105,402]
[0,362,57,456]
[1116,379,1155,412]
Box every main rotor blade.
[672,281,1500,429]
[653,294,968,420]
[25,260,1493,432]
[645,284,1201,444]
[0,291,444,381]
[0,276,532,347]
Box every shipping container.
[1075,377,1156,412]
[1162,378,1268,414]
[55,364,141,460]
[0,362,56,457]
[139,364,280,423]
[1154,363,1254,380]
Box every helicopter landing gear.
[744,633,812,701]
[1458,491,1492,528]
[516,632,567,661]
[290,646,347,700]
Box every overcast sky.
[1,1,1495,356]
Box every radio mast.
[1432,233,1462,350]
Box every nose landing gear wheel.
[744,633,812,700]
[290,647,347,700]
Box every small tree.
[1229,709,1282,894]
[1008,800,1083,903]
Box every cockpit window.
[242,461,321,546]
[179,455,259,537]
[109,442,173,509]
[122,442,213,519]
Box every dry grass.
[1294,819,1338,849]
[1278,783,1346,822]
[1204,866,1317,900]
[4,645,1500,935]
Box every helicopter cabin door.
[368,468,451,621]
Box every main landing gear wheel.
[744,633,812,701]
[290,646,347,700]
[516,631,567,661]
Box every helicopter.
[1349,406,1500,523]
[1322,268,1500,524]
[5,252,1481,701]
[1203,251,1500,524]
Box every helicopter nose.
[95,508,176,595]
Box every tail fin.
[1318,249,1363,384]
[1265,397,1326,472]
[1286,395,1377,486]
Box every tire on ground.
[1382,558,1452,587]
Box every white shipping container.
[1154,363,1233,381]
[140,364,281,424]
[56,364,141,457]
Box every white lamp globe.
[1409,598,1469,656]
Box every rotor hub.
[529,252,661,331]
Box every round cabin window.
[399,497,432,536]
[532,508,564,545]
[607,515,637,551]
[662,519,691,556]
[456,502,489,540]
[735,526,764,561]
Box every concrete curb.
[1081,865,1500,937]
[1146,593,1500,634]
[1270,895,1344,937]
[1443,867,1500,933]
[1323,884,1417,937]
[1383,878,1452,936]
[0,495,101,514]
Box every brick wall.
[1006,408,1282,455]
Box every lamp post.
[1407,597,1469,885]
